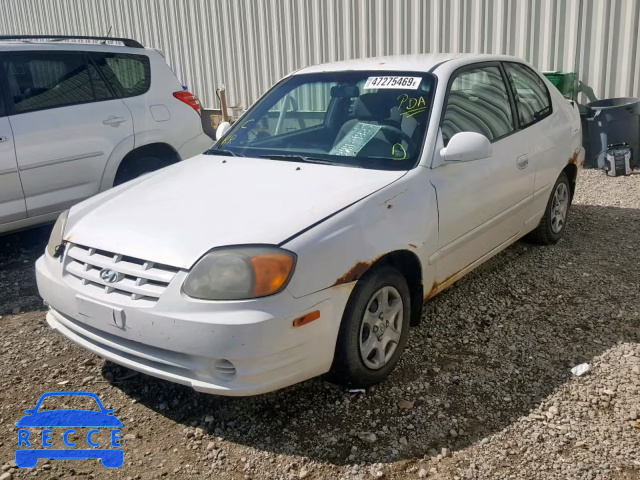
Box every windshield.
[207,71,436,170]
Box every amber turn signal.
[251,253,295,297]
[293,310,321,327]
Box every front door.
[430,63,535,284]
[1,51,133,217]
[0,112,26,226]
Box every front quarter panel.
[283,168,437,298]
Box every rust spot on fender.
[334,261,373,286]
[424,281,439,301]
[423,265,471,301]
[409,244,417,249]
[568,151,579,165]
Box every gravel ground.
[0,169,638,480]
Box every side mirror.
[440,132,492,162]
[215,121,231,141]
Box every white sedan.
[36,53,583,396]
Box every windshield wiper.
[205,148,244,157]
[259,154,359,167]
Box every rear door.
[0,78,26,225]
[90,51,170,149]
[1,50,133,217]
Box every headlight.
[183,246,296,300]
[46,210,69,258]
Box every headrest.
[353,93,394,120]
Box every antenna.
[101,26,112,44]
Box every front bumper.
[36,253,352,396]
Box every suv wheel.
[330,266,410,388]
[114,155,173,186]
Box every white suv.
[0,35,213,234]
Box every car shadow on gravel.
[0,225,51,316]
[94,203,636,467]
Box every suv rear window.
[2,52,94,113]
[90,53,150,98]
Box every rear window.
[504,62,552,128]
[90,53,150,98]
[2,52,94,113]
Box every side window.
[90,53,150,98]
[87,62,115,101]
[442,66,515,145]
[504,63,552,128]
[2,53,94,114]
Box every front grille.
[65,243,180,302]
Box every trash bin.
[585,97,640,169]
[543,71,578,100]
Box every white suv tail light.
[173,90,201,115]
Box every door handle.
[103,116,128,127]
[0,136,8,143]
[516,155,529,170]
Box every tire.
[329,266,411,388]
[527,171,571,245]
[113,155,172,186]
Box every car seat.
[332,92,418,159]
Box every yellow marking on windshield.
[398,94,427,118]
[220,134,237,145]
[401,108,427,118]
[391,143,407,160]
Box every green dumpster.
[542,71,578,101]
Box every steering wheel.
[378,124,417,157]
[247,129,271,142]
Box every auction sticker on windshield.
[363,76,421,89]
[329,123,382,156]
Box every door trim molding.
[0,167,17,176]
[19,151,103,172]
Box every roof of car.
[0,36,147,52]
[293,53,523,75]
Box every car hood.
[65,155,406,268]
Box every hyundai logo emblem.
[99,268,123,284]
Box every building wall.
[1,0,638,108]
